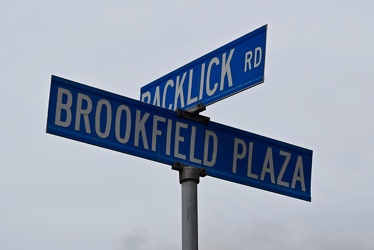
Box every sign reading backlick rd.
[47,76,312,201]
[140,25,267,111]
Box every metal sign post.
[181,168,199,250]
[173,163,206,250]
[172,108,208,250]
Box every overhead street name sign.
[140,25,267,111]
[47,76,312,201]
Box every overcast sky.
[1,1,374,249]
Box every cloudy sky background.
[1,1,373,249]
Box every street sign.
[140,25,267,111]
[47,76,312,201]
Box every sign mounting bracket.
[172,162,207,178]
[176,105,210,125]
[186,103,206,114]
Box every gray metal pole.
[176,166,205,250]
[172,107,209,249]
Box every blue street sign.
[47,76,312,201]
[140,25,267,111]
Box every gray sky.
[1,1,373,249]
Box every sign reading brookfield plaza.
[140,25,267,111]
[47,76,312,201]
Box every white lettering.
[174,122,188,160]
[152,86,161,106]
[151,115,166,152]
[203,130,218,167]
[134,110,149,149]
[260,147,275,183]
[141,91,151,104]
[244,51,253,72]
[115,105,131,144]
[75,93,92,133]
[55,87,72,127]
[291,156,306,191]
[244,47,262,71]
[163,79,174,109]
[206,57,219,96]
[187,69,198,106]
[254,47,262,68]
[199,63,206,100]
[220,49,235,90]
[246,141,258,179]
[232,139,258,179]
[189,126,202,164]
[232,138,246,173]
[174,72,187,109]
[166,119,172,155]
[95,99,112,138]
[277,151,291,187]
